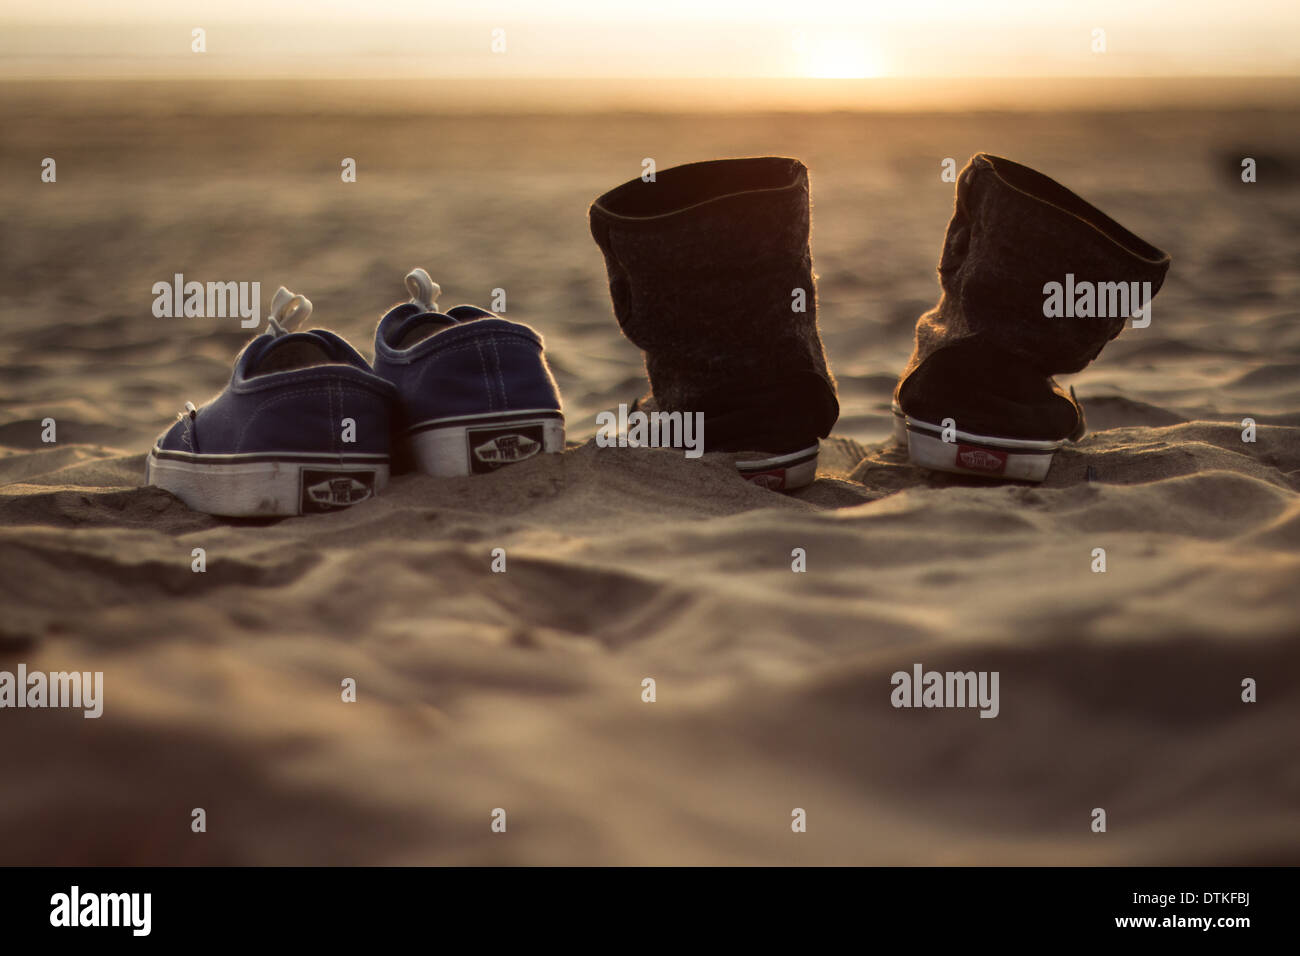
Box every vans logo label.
[743,469,787,491]
[956,445,1008,474]
[467,423,544,473]
[300,469,377,512]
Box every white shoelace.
[268,286,313,337]
[404,268,441,312]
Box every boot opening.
[594,157,804,219]
[978,154,1169,264]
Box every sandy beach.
[1,82,1298,864]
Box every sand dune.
[1,87,1298,863]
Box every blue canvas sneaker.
[146,288,397,517]
[373,269,564,477]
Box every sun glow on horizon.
[2,2,1297,82]
[794,33,888,79]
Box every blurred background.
[5,0,1300,84]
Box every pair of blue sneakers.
[145,270,565,516]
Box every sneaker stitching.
[491,338,508,410]
[474,340,495,412]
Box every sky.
[2,0,1298,79]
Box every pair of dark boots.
[589,154,1171,487]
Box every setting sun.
[794,33,887,78]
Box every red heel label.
[956,445,1007,474]
[743,468,787,491]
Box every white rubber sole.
[891,405,1061,482]
[407,409,565,477]
[734,443,819,492]
[146,448,389,517]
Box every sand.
[1,83,1298,864]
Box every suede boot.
[893,153,1171,481]
[590,157,839,490]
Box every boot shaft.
[914,153,1172,378]
[590,157,838,451]
[894,154,1172,461]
